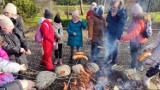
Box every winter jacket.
[121,14,148,44]
[67,20,86,47]
[0,58,20,73]
[10,15,24,37]
[86,10,93,20]
[106,8,127,40]
[0,80,23,90]
[41,20,54,44]
[143,31,160,67]
[88,15,106,42]
[0,48,14,87]
[53,22,63,44]
[0,28,29,65]
[10,15,24,32]
[0,48,9,60]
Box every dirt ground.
[24,29,159,90]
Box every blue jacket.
[67,20,86,47]
[106,8,127,40]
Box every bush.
[53,0,79,5]
[8,0,39,21]
[61,19,87,27]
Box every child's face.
[72,15,79,22]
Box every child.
[67,9,86,64]
[40,9,55,70]
[0,57,35,90]
[142,31,160,89]
[53,13,63,65]
[0,36,14,87]
[0,35,27,87]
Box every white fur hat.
[3,3,17,15]
[131,3,143,15]
[0,14,14,28]
[91,2,97,7]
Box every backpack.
[141,13,152,38]
[35,23,49,43]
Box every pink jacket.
[0,48,9,60]
[0,48,14,86]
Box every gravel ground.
[24,29,159,90]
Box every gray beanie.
[131,3,143,15]
[95,5,104,17]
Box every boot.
[59,59,63,65]
[54,59,59,65]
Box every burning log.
[137,52,152,62]
[55,65,71,77]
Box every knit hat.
[38,17,45,25]
[131,3,143,15]
[0,14,14,29]
[54,14,61,23]
[72,9,80,17]
[3,3,17,15]
[44,9,53,19]
[95,5,104,17]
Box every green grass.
[150,12,160,23]
[25,5,90,28]
[24,5,160,28]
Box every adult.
[86,2,97,20]
[88,5,106,62]
[104,0,127,66]
[3,3,25,36]
[40,9,55,71]
[121,3,149,71]
[0,15,30,67]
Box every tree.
[79,0,84,15]
[5,0,39,20]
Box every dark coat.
[106,8,127,40]
[0,28,29,65]
[88,15,106,42]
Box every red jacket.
[121,19,148,44]
[41,20,54,43]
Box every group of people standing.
[0,0,156,89]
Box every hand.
[25,49,31,55]
[20,64,27,71]
[73,33,76,36]
[115,39,120,44]
[20,48,25,53]
[19,80,35,90]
